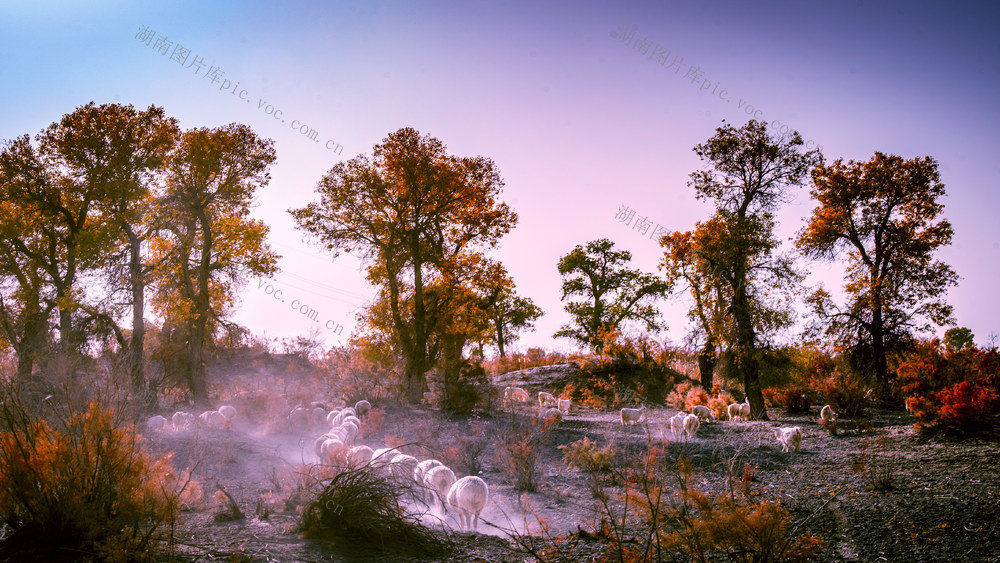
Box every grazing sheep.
[349,445,374,465]
[621,406,647,426]
[390,454,419,482]
[728,398,751,421]
[683,413,701,438]
[321,438,347,462]
[370,447,396,471]
[199,410,228,429]
[558,398,572,414]
[218,405,237,421]
[773,426,803,453]
[543,407,563,425]
[691,405,716,422]
[727,402,742,421]
[354,400,371,417]
[147,415,168,432]
[739,399,752,421]
[448,476,489,531]
[668,412,687,439]
[503,386,530,405]
[819,404,836,425]
[422,391,435,405]
[414,459,444,485]
[424,464,457,509]
[172,411,195,431]
[538,391,558,408]
[326,409,342,425]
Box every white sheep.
[621,406,647,426]
[447,475,489,531]
[414,459,444,485]
[668,412,687,439]
[691,405,716,422]
[311,407,328,425]
[543,407,563,425]
[728,398,751,421]
[338,422,358,446]
[326,409,342,426]
[354,400,371,417]
[819,404,836,425]
[538,391,558,408]
[390,454,419,483]
[218,405,237,421]
[350,445,374,465]
[773,426,802,453]
[503,386,530,405]
[321,438,347,462]
[422,391,435,405]
[683,413,700,438]
[198,410,228,429]
[739,399,752,421]
[171,411,195,431]
[424,464,457,509]
[370,447,396,471]
[558,398,572,414]
[147,415,168,432]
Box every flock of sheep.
[146,405,237,433]
[504,385,839,454]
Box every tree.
[944,327,975,351]
[555,238,669,353]
[796,153,957,393]
[152,124,278,403]
[37,103,179,407]
[469,267,542,358]
[290,128,517,403]
[659,230,730,391]
[688,120,821,419]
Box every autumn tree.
[37,103,179,406]
[469,266,541,358]
[796,152,957,394]
[687,120,821,419]
[152,124,278,403]
[659,230,731,391]
[555,238,669,353]
[290,128,516,403]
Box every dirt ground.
[143,396,1000,562]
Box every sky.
[2,0,998,354]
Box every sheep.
[503,386,530,405]
[538,391,558,408]
[390,454,419,483]
[147,415,168,432]
[354,400,371,417]
[422,391,435,405]
[683,413,700,438]
[773,426,802,453]
[727,402,742,421]
[320,438,347,462]
[172,411,195,431]
[341,415,362,430]
[668,412,687,439]
[310,401,329,411]
[621,406,647,426]
[341,407,357,418]
[350,445,374,465]
[326,409,342,425]
[558,398,572,414]
[370,447,396,471]
[218,405,237,421]
[447,476,489,531]
[739,399,752,421]
[311,407,328,425]
[543,407,563,425]
[424,464,456,509]
[414,459,444,485]
[338,422,358,447]
[728,398,751,421]
[691,405,716,422]
[199,410,228,429]
[819,404,836,425]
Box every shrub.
[496,420,544,492]
[298,464,451,556]
[666,380,696,410]
[707,389,736,420]
[441,420,489,476]
[896,341,1000,435]
[812,369,872,418]
[0,398,186,560]
[438,360,496,416]
[573,334,683,406]
[766,385,815,414]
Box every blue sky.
[2,0,998,352]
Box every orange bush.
[0,400,187,559]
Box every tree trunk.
[697,340,717,391]
[127,232,155,410]
[731,262,768,420]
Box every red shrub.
[764,386,814,414]
[933,381,999,432]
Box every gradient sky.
[2,0,998,354]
